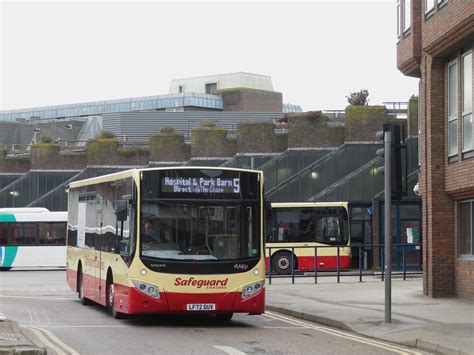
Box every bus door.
[94,209,103,303]
[296,208,315,270]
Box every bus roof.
[68,166,263,189]
[0,207,50,213]
[271,202,349,209]
[0,208,67,222]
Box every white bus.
[0,208,67,271]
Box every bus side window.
[0,223,8,245]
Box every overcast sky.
[0,0,419,112]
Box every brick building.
[397,0,474,298]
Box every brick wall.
[396,0,422,77]
[344,106,387,142]
[191,127,236,158]
[398,1,474,298]
[422,2,474,55]
[287,112,344,148]
[220,89,283,112]
[237,121,285,153]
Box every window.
[397,0,401,38]
[11,223,37,245]
[425,0,435,14]
[459,201,473,256]
[403,0,411,32]
[0,223,8,244]
[462,51,472,152]
[448,60,458,157]
[39,222,67,245]
[205,83,217,95]
[178,85,183,93]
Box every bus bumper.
[115,285,265,315]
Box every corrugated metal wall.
[102,111,285,140]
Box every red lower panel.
[67,268,265,315]
[115,285,265,315]
[67,268,77,292]
[265,256,352,271]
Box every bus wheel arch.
[106,269,125,319]
[77,262,91,305]
[271,251,297,275]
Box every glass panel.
[448,62,457,119]
[12,223,37,245]
[449,120,457,156]
[351,207,370,220]
[425,0,434,13]
[463,113,472,152]
[141,203,258,261]
[403,0,411,31]
[462,52,472,114]
[0,223,8,244]
[459,202,471,255]
[397,2,401,37]
[400,204,420,218]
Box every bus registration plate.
[186,303,216,311]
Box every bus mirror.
[115,200,128,221]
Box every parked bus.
[66,167,265,320]
[266,202,351,274]
[0,208,67,271]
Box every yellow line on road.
[264,311,423,355]
[23,325,79,355]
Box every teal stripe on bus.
[0,214,16,222]
[0,246,19,267]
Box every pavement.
[0,316,45,355]
[266,275,474,355]
[0,275,472,354]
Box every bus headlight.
[241,280,264,299]
[131,280,160,299]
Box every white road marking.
[0,312,5,321]
[0,294,73,300]
[264,311,423,355]
[42,324,127,328]
[214,345,247,355]
[23,325,79,355]
[261,326,306,329]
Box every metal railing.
[266,243,422,284]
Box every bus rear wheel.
[216,313,233,322]
[272,252,295,275]
[107,279,125,319]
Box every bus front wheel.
[106,278,125,319]
[272,252,295,275]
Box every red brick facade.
[397,1,474,298]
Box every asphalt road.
[0,270,426,355]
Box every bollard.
[314,247,318,284]
[403,245,406,281]
[291,247,295,284]
[268,248,272,285]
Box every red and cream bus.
[266,202,351,274]
[66,167,265,320]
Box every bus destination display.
[161,177,241,194]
